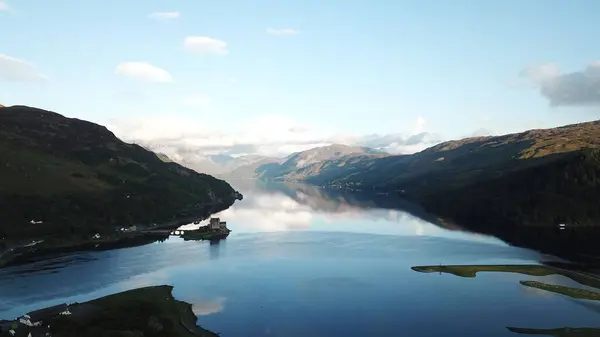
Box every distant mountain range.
[157,144,389,178]
[224,121,600,194]
[219,121,600,248]
[146,151,274,176]
[230,144,388,180]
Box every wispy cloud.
[0,1,8,11]
[0,54,48,82]
[266,28,299,36]
[106,113,443,163]
[148,11,180,20]
[114,61,173,83]
[184,36,228,55]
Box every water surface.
[0,180,598,336]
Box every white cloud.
[184,36,228,55]
[521,61,600,106]
[414,115,426,133]
[0,1,8,11]
[114,62,173,83]
[106,112,444,167]
[183,94,212,107]
[148,11,180,20]
[0,54,48,82]
[266,28,299,36]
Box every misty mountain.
[151,152,273,175]
[226,144,388,179]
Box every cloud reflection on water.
[192,297,227,316]
[207,180,506,245]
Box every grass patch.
[520,280,600,301]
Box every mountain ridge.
[227,144,389,180]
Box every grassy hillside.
[0,105,240,241]
[321,120,600,191]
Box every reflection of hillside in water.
[217,180,502,242]
[229,179,439,221]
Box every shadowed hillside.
[242,121,600,191]
[419,149,600,228]
[0,105,241,242]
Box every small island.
[0,285,218,337]
[180,218,231,241]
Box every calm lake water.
[1,180,599,336]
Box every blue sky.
[1,0,600,158]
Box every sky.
[1,0,600,158]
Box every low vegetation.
[519,280,600,301]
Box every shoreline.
[0,190,243,269]
[0,214,220,269]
